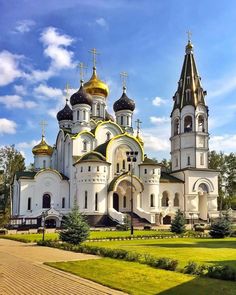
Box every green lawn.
[85,237,236,270]
[47,258,236,295]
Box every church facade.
[11,40,219,228]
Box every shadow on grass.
[137,240,236,249]
[156,276,236,295]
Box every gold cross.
[120,71,128,88]
[187,30,192,42]
[65,83,70,102]
[77,62,87,81]
[135,119,142,136]
[40,120,48,137]
[89,48,100,67]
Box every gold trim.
[94,120,123,137]
[35,168,64,180]
[72,130,95,140]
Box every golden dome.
[32,136,53,156]
[84,67,109,98]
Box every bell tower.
[170,37,209,171]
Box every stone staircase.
[125,212,151,227]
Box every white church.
[11,40,219,228]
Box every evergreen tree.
[170,210,186,234]
[209,211,232,238]
[59,206,90,244]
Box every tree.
[209,212,232,238]
[160,158,172,172]
[0,145,25,226]
[170,210,186,234]
[59,206,90,244]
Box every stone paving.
[0,239,127,295]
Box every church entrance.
[113,193,119,211]
[163,215,171,224]
[45,218,56,228]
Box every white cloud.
[208,75,236,99]
[17,140,38,149]
[152,96,167,106]
[14,20,35,33]
[40,27,75,70]
[30,69,54,82]
[150,116,170,124]
[95,18,109,29]
[14,85,27,95]
[0,95,37,109]
[142,131,170,152]
[0,119,17,134]
[34,84,63,99]
[210,134,236,153]
[0,51,22,86]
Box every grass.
[85,237,236,270]
[46,258,236,295]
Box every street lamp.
[41,211,47,241]
[126,150,138,235]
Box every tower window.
[186,76,191,84]
[83,140,87,151]
[187,156,191,166]
[121,116,124,125]
[122,160,125,170]
[144,168,147,174]
[77,111,80,120]
[106,132,111,141]
[95,193,98,211]
[83,110,86,120]
[174,118,180,135]
[96,104,100,116]
[27,197,31,211]
[43,160,46,169]
[84,191,88,209]
[62,197,65,208]
[81,166,83,172]
[184,116,192,132]
[186,90,191,102]
[123,196,127,208]
[127,116,130,125]
[198,115,205,132]
[150,194,155,207]
[88,166,91,172]
[116,163,119,173]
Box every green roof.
[74,152,109,165]
[139,157,162,166]
[160,172,183,183]
[15,170,69,180]
[94,141,111,157]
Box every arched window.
[121,116,124,125]
[122,160,125,170]
[198,115,204,132]
[174,193,179,207]
[95,193,98,211]
[84,191,88,209]
[81,166,83,172]
[83,110,86,120]
[96,104,100,116]
[83,140,87,151]
[127,116,130,125]
[77,110,80,120]
[184,116,192,132]
[150,194,155,207]
[97,166,99,172]
[187,156,191,166]
[162,191,169,207]
[42,194,51,209]
[27,197,31,211]
[88,166,91,172]
[116,163,119,173]
[198,183,209,194]
[106,132,111,141]
[43,160,46,169]
[62,197,65,208]
[123,196,127,208]
[174,118,180,135]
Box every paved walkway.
[0,239,127,295]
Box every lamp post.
[126,151,138,235]
[41,211,47,241]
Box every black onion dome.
[113,87,135,112]
[70,83,92,107]
[57,102,73,121]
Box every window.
[174,193,179,207]
[84,191,88,209]
[43,160,46,169]
[144,168,147,174]
[116,163,119,173]
[175,157,178,167]
[83,110,86,120]
[200,153,204,165]
[81,166,83,172]
[96,104,100,116]
[83,141,87,151]
[128,164,131,171]
[106,132,111,141]
[27,197,31,211]
[187,156,191,166]
[174,118,180,135]
[153,169,155,174]
[198,116,205,132]
[88,166,91,172]
[186,76,190,84]
[127,116,130,125]
[122,160,125,170]
[150,194,155,207]
[97,166,99,172]
[95,193,98,211]
[42,194,51,209]
[104,166,106,172]
[77,111,80,120]
[184,116,192,132]
[62,197,65,209]
[123,196,127,208]
[186,90,191,102]
[121,116,123,125]
[162,191,169,207]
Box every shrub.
[184,261,207,275]
[209,216,232,238]
[59,206,90,245]
[170,210,186,234]
[207,265,236,281]
[194,226,205,232]
[0,228,8,235]
[143,254,178,271]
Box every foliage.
[207,265,236,281]
[183,261,207,275]
[59,206,90,244]
[170,210,186,234]
[0,145,25,226]
[160,158,172,172]
[143,254,178,271]
[209,212,232,238]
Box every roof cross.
[135,119,142,136]
[187,30,192,42]
[89,48,100,68]
[120,71,128,88]
[40,120,48,138]
[77,62,87,81]
[65,83,70,102]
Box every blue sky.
[0,0,236,165]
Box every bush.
[184,261,207,275]
[209,215,232,238]
[170,210,186,234]
[194,226,205,232]
[143,254,178,271]
[207,265,236,281]
[59,206,90,245]
[0,228,8,235]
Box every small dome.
[57,101,73,121]
[32,136,53,156]
[185,40,194,54]
[105,110,115,122]
[113,87,135,112]
[70,82,93,107]
[84,67,109,98]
